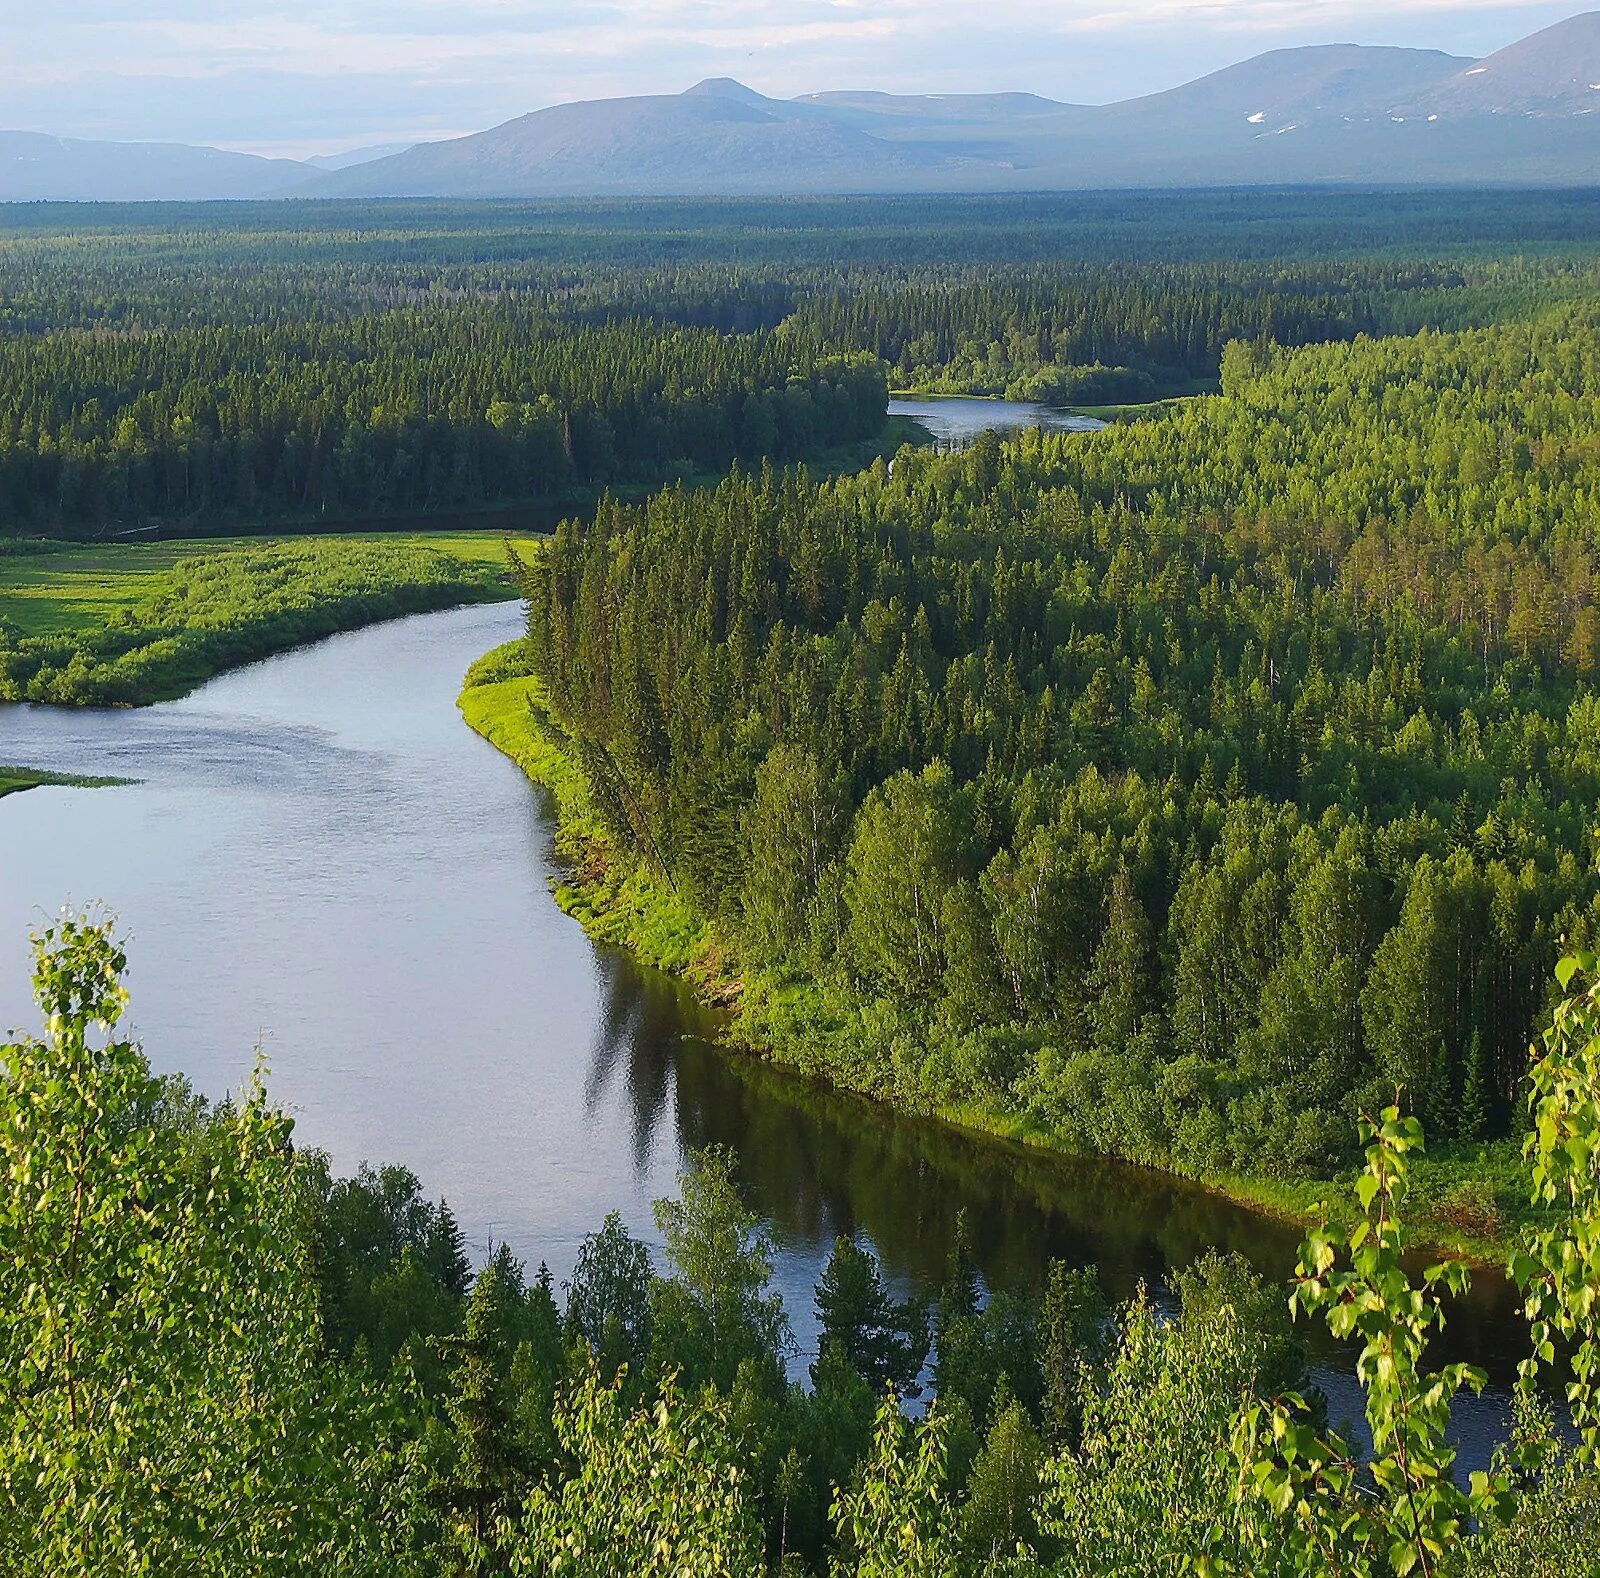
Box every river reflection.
[888,395,1106,447]
[0,600,1523,1468]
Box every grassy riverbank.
[0,765,131,798]
[0,532,528,707]
[460,644,1534,1265]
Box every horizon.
[1,0,1589,162]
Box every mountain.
[1103,44,1471,127]
[9,10,1600,201]
[1402,10,1600,117]
[303,18,1600,198]
[300,86,957,197]
[304,141,421,172]
[0,131,306,201]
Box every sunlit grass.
[0,532,531,639]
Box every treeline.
[4,915,1598,1573]
[0,308,885,534]
[517,306,1600,1181]
[781,267,1370,395]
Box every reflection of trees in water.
[583,952,686,1175]
[585,953,1527,1381]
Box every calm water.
[0,601,1525,1463]
[889,395,1106,446]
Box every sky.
[0,0,1588,160]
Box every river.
[888,395,1106,446]
[0,597,1530,1467]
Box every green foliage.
[1512,950,1600,1469]
[814,1235,930,1397]
[0,536,511,705]
[7,912,1600,1573]
[565,1209,655,1381]
[829,1396,961,1577]
[519,299,1600,1199]
[510,1367,764,1576]
[961,1390,1045,1564]
[651,1144,791,1390]
[1227,1107,1509,1577]
[1447,1398,1600,1577]
[1036,1290,1262,1576]
[0,912,410,1575]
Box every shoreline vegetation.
[889,383,1216,425]
[0,765,131,798]
[460,644,1528,1265]
[0,532,529,707]
[0,531,533,788]
[489,306,1600,1290]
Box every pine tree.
[1458,1028,1492,1142]
[437,1264,519,1566]
[1087,863,1151,1050]
[1039,1260,1107,1449]
[961,1387,1043,1563]
[814,1235,930,1396]
[426,1199,472,1298]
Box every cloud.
[0,0,1582,157]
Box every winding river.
[0,403,1525,1470]
[0,600,1527,1467]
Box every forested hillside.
[12,191,1600,1571]
[512,303,1600,1188]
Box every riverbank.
[1,533,528,707]
[459,648,1535,1268]
[890,380,1215,425]
[0,765,130,799]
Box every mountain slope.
[1103,43,1470,127]
[1405,10,1600,117]
[305,141,421,172]
[304,35,1582,197]
[302,89,959,197]
[0,131,307,201]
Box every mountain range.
[7,9,1600,201]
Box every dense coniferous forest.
[5,192,1600,536]
[511,300,1600,1190]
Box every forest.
[10,190,1600,1571]
[4,191,1600,537]
[2,911,1597,1574]
[506,299,1600,1206]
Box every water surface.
[889,395,1106,447]
[0,603,1524,1462]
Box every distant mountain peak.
[682,78,771,105]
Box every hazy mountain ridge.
[7,10,1600,201]
[0,131,305,202]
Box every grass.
[1068,392,1213,423]
[458,660,715,982]
[0,531,527,641]
[0,765,131,799]
[461,639,1537,1263]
